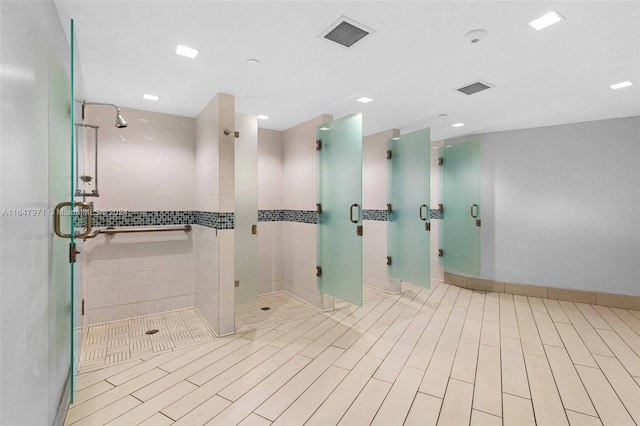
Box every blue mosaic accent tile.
[258,210,282,222]
[280,210,317,224]
[430,209,443,220]
[194,211,216,228]
[362,209,388,221]
[216,212,235,230]
[92,210,194,227]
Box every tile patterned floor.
[67,283,640,425]
[82,308,214,368]
[236,287,393,332]
[235,293,322,332]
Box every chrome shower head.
[80,101,128,129]
[115,109,127,128]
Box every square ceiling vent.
[456,80,494,95]
[319,16,376,49]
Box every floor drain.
[261,307,271,311]
[145,329,159,335]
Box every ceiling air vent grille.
[456,81,493,95]
[320,16,375,49]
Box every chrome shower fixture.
[81,101,128,128]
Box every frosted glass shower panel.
[234,114,259,305]
[440,141,481,276]
[387,128,431,288]
[317,113,363,306]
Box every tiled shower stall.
[80,94,427,338]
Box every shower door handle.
[419,204,429,221]
[470,204,479,218]
[350,203,360,224]
[53,201,93,239]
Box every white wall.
[258,129,284,294]
[87,107,195,212]
[82,107,197,323]
[455,116,640,295]
[82,232,196,324]
[0,1,72,424]
[194,93,235,336]
[283,115,334,310]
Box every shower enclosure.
[50,19,87,402]
[387,128,431,288]
[439,140,481,276]
[316,113,363,306]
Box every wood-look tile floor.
[65,282,640,426]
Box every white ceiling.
[54,1,639,140]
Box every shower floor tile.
[235,292,322,332]
[81,308,214,368]
[235,286,397,332]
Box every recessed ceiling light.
[176,45,199,58]
[319,126,330,131]
[143,94,159,101]
[452,123,465,128]
[610,81,633,90]
[145,137,155,141]
[529,10,564,31]
[257,115,269,120]
[357,96,374,103]
[246,58,260,65]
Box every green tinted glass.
[317,114,363,306]
[387,128,430,288]
[440,141,481,276]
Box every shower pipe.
[83,224,191,239]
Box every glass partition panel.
[387,128,431,288]
[440,141,481,276]
[71,18,86,400]
[317,113,363,306]
[234,113,259,305]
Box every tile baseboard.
[443,272,639,310]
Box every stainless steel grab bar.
[84,224,192,239]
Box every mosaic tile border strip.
[89,208,442,229]
[257,210,318,224]
[92,210,194,227]
[280,210,317,224]
[362,209,442,221]
[363,209,388,221]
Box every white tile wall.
[363,129,398,210]
[363,220,399,293]
[282,222,333,310]
[85,106,196,212]
[283,115,331,211]
[83,232,196,324]
[195,225,219,334]
[282,116,333,310]
[194,93,236,337]
[257,129,284,295]
[258,222,284,294]
[258,128,284,211]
